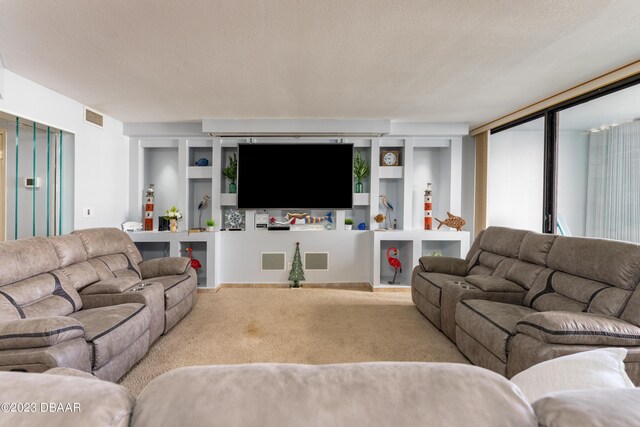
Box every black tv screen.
[237,143,353,209]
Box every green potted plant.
[353,150,369,194]
[223,153,238,193]
[206,218,216,232]
[344,217,354,231]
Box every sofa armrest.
[0,317,84,350]
[465,275,524,292]
[139,257,190,279]
[517,311,640,346]
[80,277,141,295]
[418,256,467,276]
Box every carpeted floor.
[118,288,469,395]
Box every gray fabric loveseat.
[0,228,196,381]
[412,226,640,382]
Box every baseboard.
[215,282,373,292]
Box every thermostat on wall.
[24,177,40,189]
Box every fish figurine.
[434,212,466,231]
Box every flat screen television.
[237,143,354,209]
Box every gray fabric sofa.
[0,228,197,381]
[412,226,640,382]
[0,363,538,427]
[3,363,640,427]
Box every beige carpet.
[119,288,469,395]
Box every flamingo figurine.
[386,247,402,284]
[183,247,202,273]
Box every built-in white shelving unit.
[127,123,469,289]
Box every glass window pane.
[487,117,545,232]
[558,84,640,243]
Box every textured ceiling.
[1,0,640,127]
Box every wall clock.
[225,210,245,230]
[380,150,400,166]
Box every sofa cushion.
[456,300,536,363]
[0,316,84,350]
[69,303,149,369]
[0,271,82,320]
[60,261,100,290]
[47,234,88,268]
[517,311,640,346]
[479,227,529,258]
[547,236,640,290]
[510,348,634,403]
[0,370,134,427]
[132,363,537,427]
[0,237,59,286]
[533,388,640,427]
[519,232,556,266]
[414,272,465,308]
[465,275,523,292]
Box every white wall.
[557,130,589,236]
[487,129,545,232]
[0,70,129,231]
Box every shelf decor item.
[197,194,211,230]
[206,218,216,232]
[380,149,400,166]
[435,212,466,231]
[424,182,433,230]
[223,153,238,194]
[379,195,394,229]
[357,222,366,230]
[289,242,305,288]
[353,150,369,194]
[373,213,385,230]
[143,184,155,231]
[195,158,209,167]
[184,247,202,273]
[386,247,403,284]
[344,218,353,231]
[225,209,244,230]
[163,206,182,233]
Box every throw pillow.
[510,348,634,403]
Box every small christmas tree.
[289,242,305,288]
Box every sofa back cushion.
[0,237,59,286]
[72,227,142,263]
[519,232,557,266]
[547,236,640,290]
[0,270,82,321]
[523,236,640,315]
[73,228,142,279]
[467,227,529,276]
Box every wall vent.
[84,108,104,128]
[304,252,329,270]
[261,252,286,271]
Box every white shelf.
[379,166,403,179]
[353,193,370,206]
[188,166,212,179]
[220,193,237,206]
[187,139,213,148]
[379,139,405,147]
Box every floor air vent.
[84,108,104,128]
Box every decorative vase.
[229,182,237,194]
[355,181,363,193]
[170,219,177,233]
[344,224,353,231]
[206,226,215,232]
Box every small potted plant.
[353,150,369,194]
[344,218,354,231]
[206,218,216,232]
[163,206,182,232]
[223,153,238,194]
